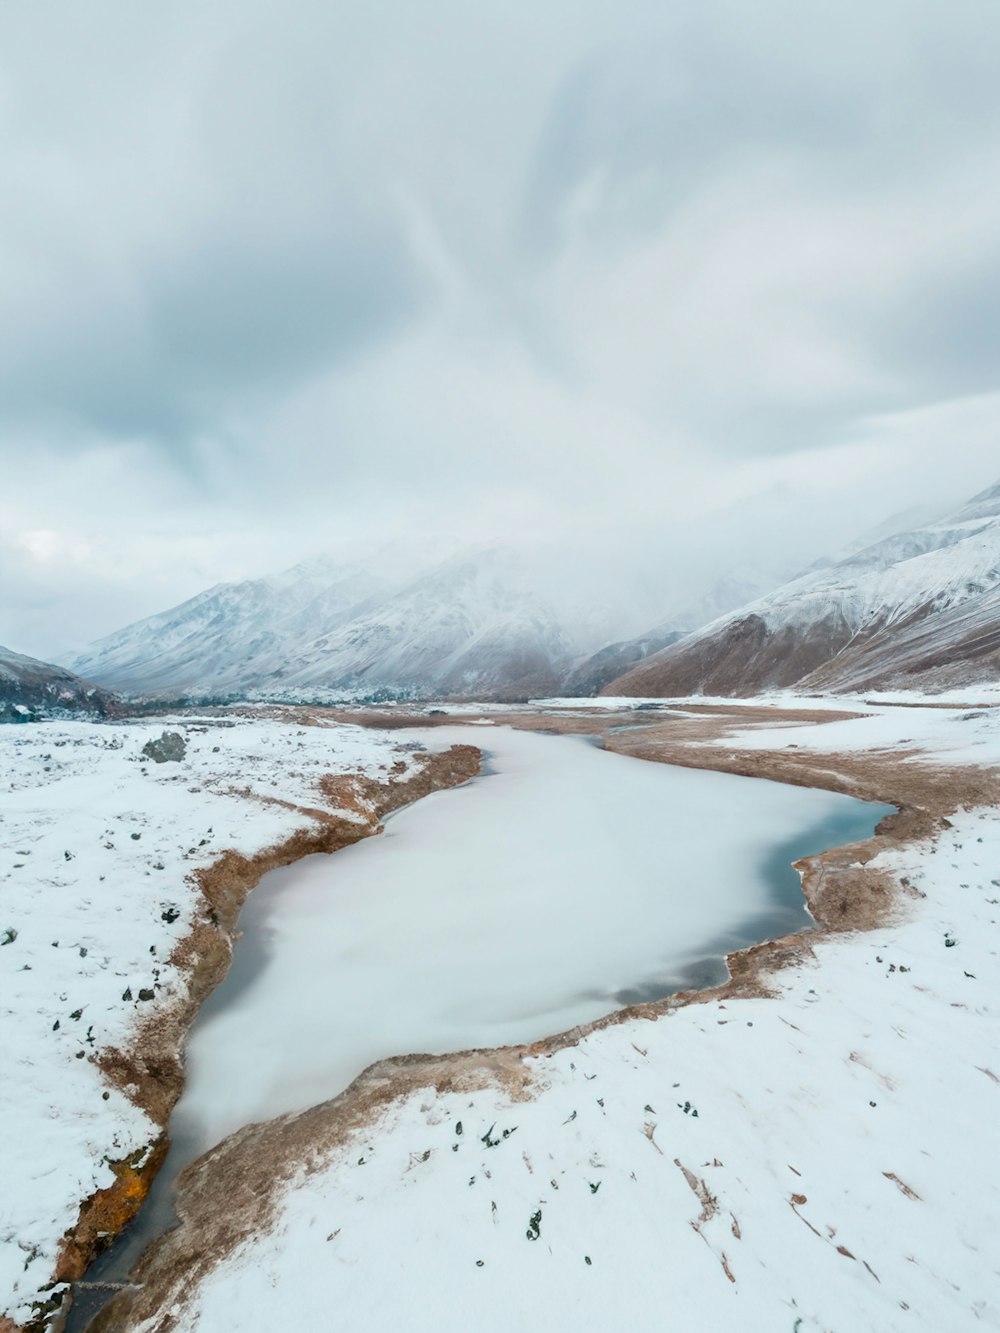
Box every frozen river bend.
[169,725,892,1169]
[74,702,1000,1333]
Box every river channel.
[70,725,894,1324]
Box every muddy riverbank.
[48,743,480,1333]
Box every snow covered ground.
[710,697,1000,768]
[111,700,1000,1333]
[535,688,1000,711]
[0,714,420,1328]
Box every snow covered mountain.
[265,548,575,698]
[69,549,577,700]
[0,646,118,721]
[564,573,777,696]
[70,557,387,697]
[74,481,996,707]
[608,480,1000,698]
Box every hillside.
[0,646,118,721]
[69,557,386,698]
[564,574,775,696]
[68,549,579,701]
[608,480,1000,697]
[271,549,576,699]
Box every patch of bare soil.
[86,704,999,1332]
[44,742,479,1333]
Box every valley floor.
[2,696,998,1331]
[93,697,1000,1333]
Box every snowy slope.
[609,480,1000,697]
[99,703,1000,1333]
[68,557,386,697]
[281,549,575,699]
[0,646,117,721]
[68,549,578,702]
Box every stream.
[70,726,894,1326]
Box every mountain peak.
[68,544,572,701]
[953,478,1000,523]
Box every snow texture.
[0,714,414,1326]
[711,697,1000,768]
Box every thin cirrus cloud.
[1,0,1000,657]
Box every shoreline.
[47,741,481,1333]
[81,701,999,1332]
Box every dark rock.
[141,732,187,764]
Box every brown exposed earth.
[86,700,999,1332]
[40,742,480,1333]
[54,1143,169,1285]
[605,610,856,698]
[602,595,1000,698]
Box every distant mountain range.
[0,646,117,721]
[66,546,774,702]
[608,480,1000,697]
[59,478,1000,702]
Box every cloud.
[2,0,1000,655]
[0,4,428,443]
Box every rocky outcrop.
[0,646,119,722]
[140,731,187,763]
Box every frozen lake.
[163,724,893,1161]
[78,725,893,1300]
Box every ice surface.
[168,726,886,1164]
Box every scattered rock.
[141,732,187,764]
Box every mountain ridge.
[67,544,776,702]
[606,479,1000,698]
[67,547,583,701]
[64,482,1000,703]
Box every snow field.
[712,697,1000,766]
[0,714,417,1327]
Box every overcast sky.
[3,0,1000,659]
